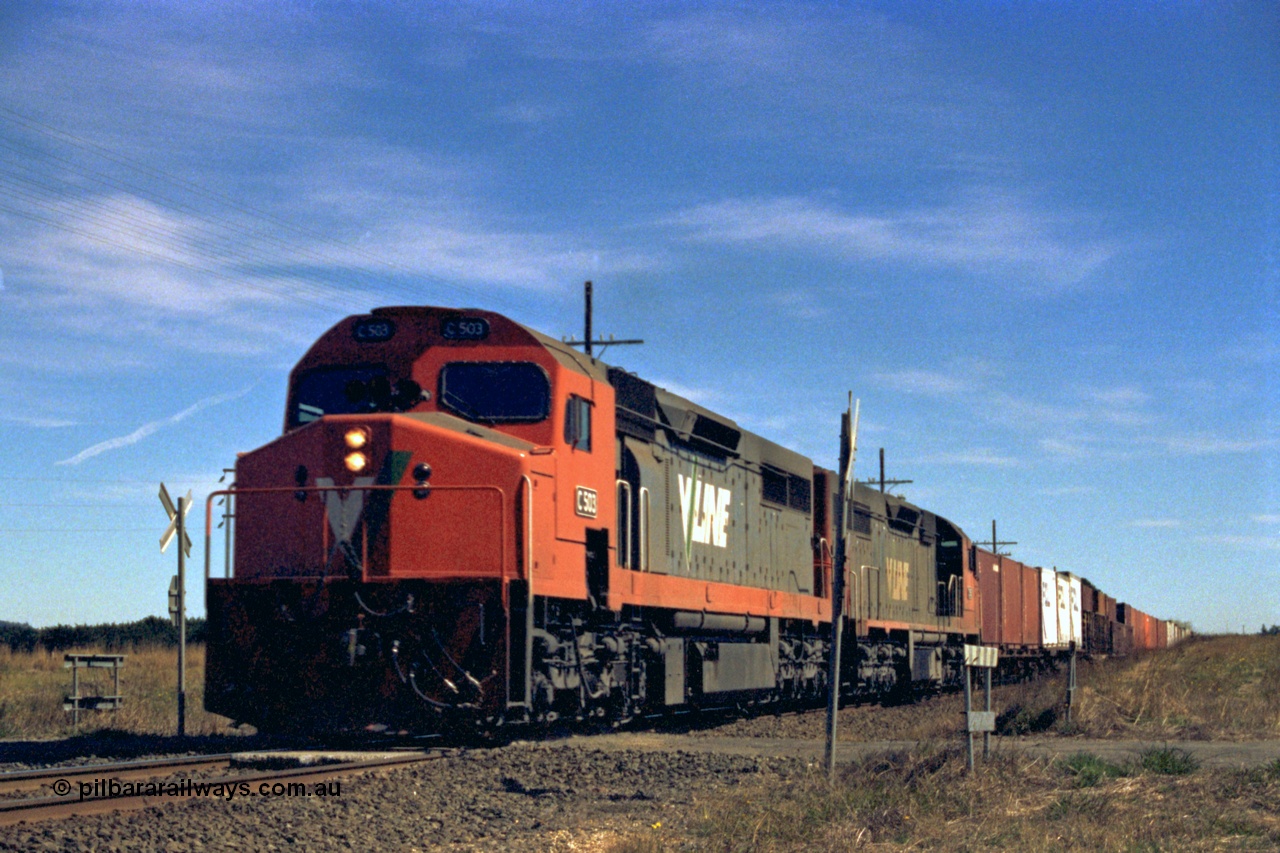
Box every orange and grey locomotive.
[204,305,1181,733]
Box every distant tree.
[5,617,208,653]
[0,621,37,653]
[1261,624,1280,636]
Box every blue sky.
[0,2,1274,633]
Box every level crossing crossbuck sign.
[159,483,192,557]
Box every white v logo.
[317,476,375,554]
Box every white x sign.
[159,483,193,557]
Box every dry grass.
[0,643,243,739]
[613,747,1280,851]
[607,635,1280,851]
[817,633,1280,744]
[1068,634,1280,740]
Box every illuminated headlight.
[343,451,369,472]
[343,428,370,450]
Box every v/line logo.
[887,558,911,601]
[678,472,731,549]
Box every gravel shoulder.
[0,742,804,852]
[4,701,1279,852]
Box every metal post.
[71,663,80,727]
[177,495,187,738]
[879,448,885,493]
[964,665,974,772]
[984,666,992,759]
[1066,643,1077,725]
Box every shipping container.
[1022,563,1041,650]
[1041,568,1063,647]
[976,547,1002,644]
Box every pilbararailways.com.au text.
[55,777,342,801]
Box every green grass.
[1139,746,1201,775]
[1061,751,1129,787]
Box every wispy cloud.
[1038,485,1095,496]
[1157,435,1280,455]
[871,369,974,396]
[1129,518,1181,529]
[668,193,1121,288]
[1253,514,1280,525]
[56,388,251,465]
[915,449,1020,468]
[646,378,724,409]
[0,414,78,428]
[1195,534,1280,552]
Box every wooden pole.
[825,396,859,780]
[584,280,593,357]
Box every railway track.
[0,750,441,826]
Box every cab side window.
[564,395,592,451]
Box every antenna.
[562,281,644,359]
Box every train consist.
[205,305,1187,733]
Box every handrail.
[204,483,507,581]
[517,474,534,710]
[615,479,632,569]
[817,537,833,599]
[520,476,533,582]
[638,486,650,572]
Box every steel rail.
[0,753,243,795]
[0,752,439,826]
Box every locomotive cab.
[206,306,617,731]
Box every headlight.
[343,451,369,472]
[344,428,370,450]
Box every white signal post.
[159,483,192,737]
[963,643,999,772]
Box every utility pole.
[858,448,912,494]
[825,395,859,781]
[975,520,1017,556]
[562,281,644,359]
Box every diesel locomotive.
[204,305,1184,733]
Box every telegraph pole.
[825,395,859,780]
[563,281,644,359]
[975,520,1017,556]
[858,448,912,494]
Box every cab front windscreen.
[439,361,550,423]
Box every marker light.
[344,428,370,450]
[413,461,432,500]
[344,451,369,473]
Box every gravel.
[0,742,811,852]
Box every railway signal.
[159,483,191,737]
